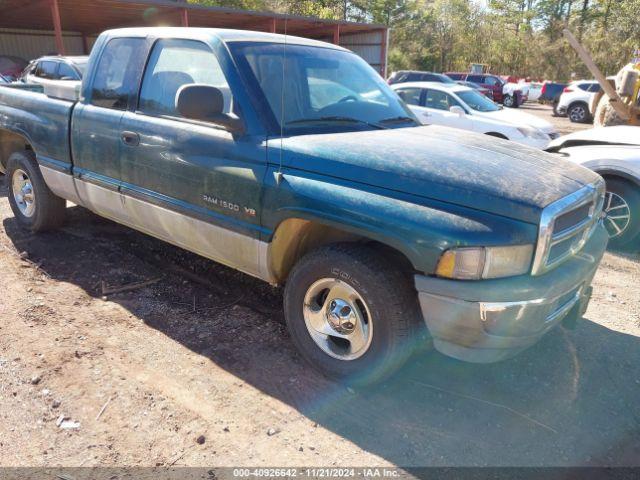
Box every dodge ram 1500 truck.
[0,28,608,382]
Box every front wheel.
[603,178,640,249]
[7,150,66,232]
[284,244,421,384]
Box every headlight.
[517,127,548,140]
[435,245,534,280]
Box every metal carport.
[0,0,388,75]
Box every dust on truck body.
[0,27,609,382]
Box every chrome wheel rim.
[603,191,631,238]
[11,168,36,218]
[570,106,586,122]
[303,278,373,361]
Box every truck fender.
[262,173,532,282]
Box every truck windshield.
[229,42,417,133]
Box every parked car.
[521,82,544,102]
[21,55,88,85]
[392,81,558,148]
[446,72,525,107]
[556,80,602,123]
[455,80,493,99]
[538,81,568,116]
[0,28,608,382]
[0,55,28,81]
[387,70,455,85]
[547,126,640,248]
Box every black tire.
[594,95,627,127]
[284,243,421,384]
[567,102,592,124]
[503,94,515,108]
[7,150,66,232]
[603,178,640,249]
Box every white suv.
[556,80,602,123]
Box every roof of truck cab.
[100,27,348,51]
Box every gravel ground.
[0,105,639,468]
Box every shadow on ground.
[2,203,639,467]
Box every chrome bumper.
[415,224,607,363]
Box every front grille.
[532,181,605,275]
[554,203,591,232]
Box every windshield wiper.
[378,115,417,125]
[286,116,387,130]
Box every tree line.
[190,0,640,81]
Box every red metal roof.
[0,0,386,38]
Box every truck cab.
[0,28,609,383]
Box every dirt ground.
[1,105,639,468]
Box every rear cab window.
[90,37,147,110]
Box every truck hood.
[272,126,599,223]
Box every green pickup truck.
[0,28,608,382]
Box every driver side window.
[139,39,232,117]
[424,90,460,111]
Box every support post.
[379,28,388,77]
[332,24,340,45]
[81,34,89,55]
[50,0,65,55]
[268,17,276,33]
[181,8,189,27]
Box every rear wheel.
[603,178,640,249]
[7,150,66,232]
[284,243,421,384]
[503,94,515,108]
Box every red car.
[0,55,28,81]
[446,72,527,107]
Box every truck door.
[71,37,148,220]
[117,38,267,276]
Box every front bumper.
[415,224,608,363]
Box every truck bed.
[0,84,75,173]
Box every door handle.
[121,131,140,147]
[422,112,432,117]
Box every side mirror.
[176,84,244,134]
[449,105,465,116]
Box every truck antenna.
[276,16,288,185]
